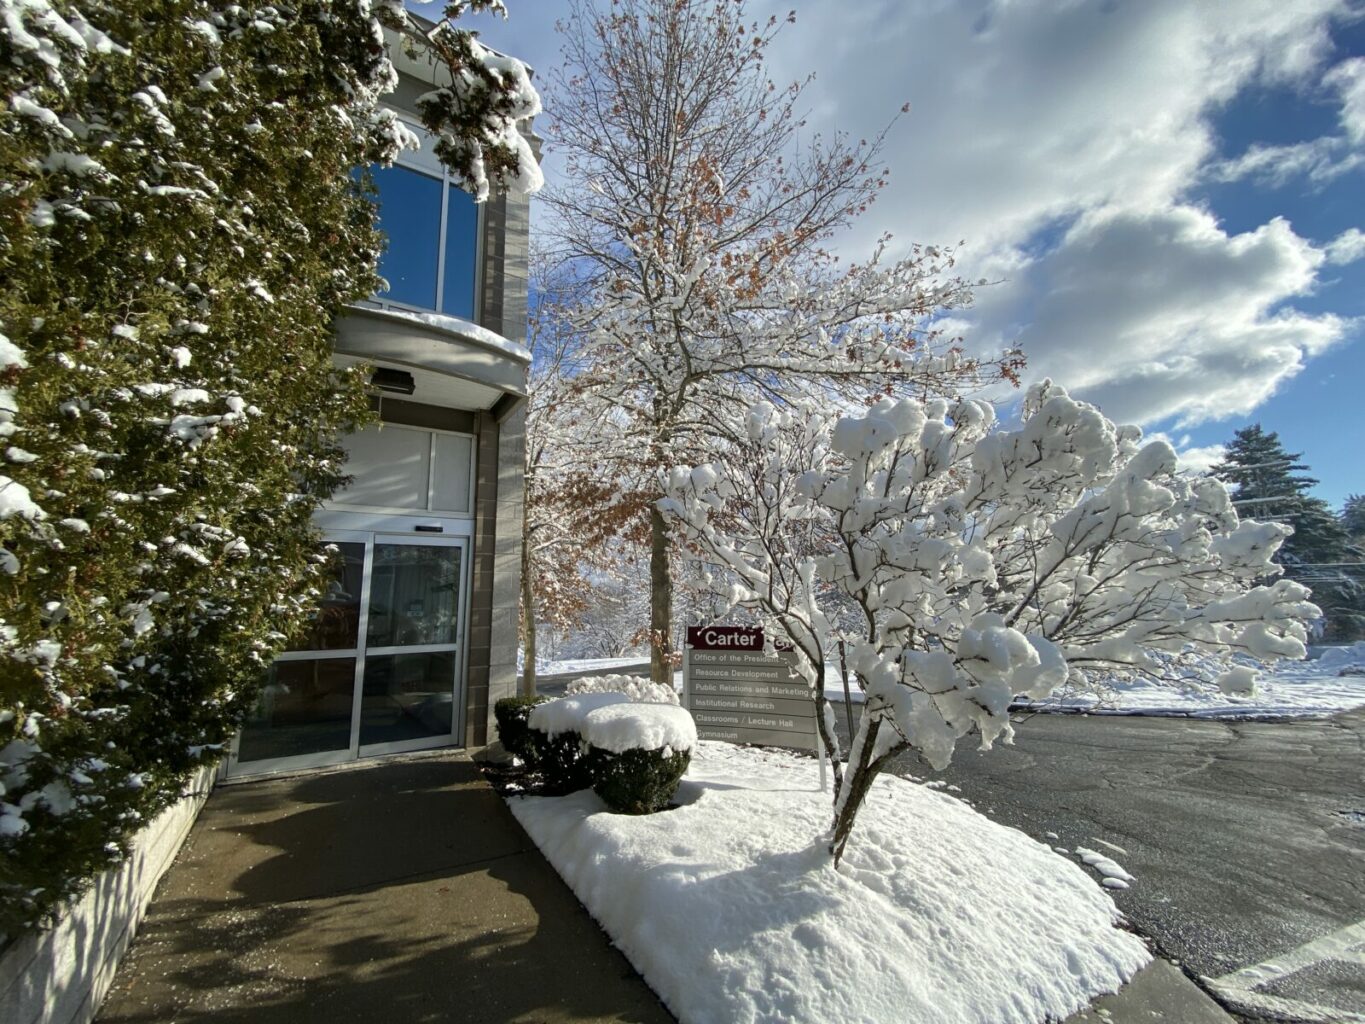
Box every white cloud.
[966,206,1346,426]
[758,0,1355,427]
[1209,55,1365,188]
[489,1,1360,433]
[1207,137,1362,187]
[1325,56,1365,143]
[765,0,1342,252]
[1146,434,1227,476]
[1325,227,1365,265]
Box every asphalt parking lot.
[889,709,1365,1023]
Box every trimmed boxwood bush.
[584,745,691,815]
[493,695,550,763]
[526,692,632,795]
[520,696,695,809]
[527,727,594,794]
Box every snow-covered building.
[222,22,536,778]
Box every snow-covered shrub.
[0,0,539,934]
[493,695,551,763]
[565,673,679,705]
[662,382,1320,860]
[525,694,694,810]
[527,692,631,793]
[581,703,695,814]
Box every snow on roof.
[374,307,531,364]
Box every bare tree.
[541,0,1022,683]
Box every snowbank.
[537,655,650,675]
[581,703,696,755]
[508,743,1149,1024]
[1022,644,1365,718]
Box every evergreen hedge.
[584,745,691,815]
[0,0,539,936]
[493,694,550,763]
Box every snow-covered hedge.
[0,0,540,936]
[564,673,679,705]
[493,695,551,762]
[525,694,694,810]
[527,692,628,792]
[580,702,696,755]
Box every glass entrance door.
[358,538,463,753]
[231,530,468,776]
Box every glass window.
[442,185,479,319]
[238,658,356,763]
[336,424,474,514]
[360,652,458,746]
[430,433,473,513]
[366,543,461,649]
[287,542,365,651]
[372,165,442,309]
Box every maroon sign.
[686,625,765,651]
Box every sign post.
[683,625,819,755]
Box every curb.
[1065,959,1235,1022]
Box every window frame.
[330,421,478,518]
[367,111,485,321]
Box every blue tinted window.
[372,165,441,310]
[442,185,479,319]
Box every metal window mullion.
[426,431,436,512]
[349,537,377,757]
[365,642,461,658]
[473,194,485,325]
[273,648,360,663]
[435,172,450,311]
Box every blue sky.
[464,0,1365,508]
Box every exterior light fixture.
[370,367,416,395]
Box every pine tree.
[1343,494,1365,545]
[1211,426,1361,639]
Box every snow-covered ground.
[1014,643,1365,719]
[539,644,1365,720]
[508,742,1149,1024]
[818,643,1365,720]
[533,655,651,676]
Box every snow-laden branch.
[661,380,1319,861]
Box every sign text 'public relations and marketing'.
[683,625,818,753]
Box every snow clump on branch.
[661,380,1318,859]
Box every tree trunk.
[520,534,536,696]
[831,715,904,865]
[649,503,673,685]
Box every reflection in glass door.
[233,532,467,775]
[237,541,366,766]
[359,541,462,750]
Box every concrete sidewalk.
[96,750,1231,1024]
[96,752,674,1024]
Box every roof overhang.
[335,305,529,413]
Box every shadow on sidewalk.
[97,755,674,1024]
